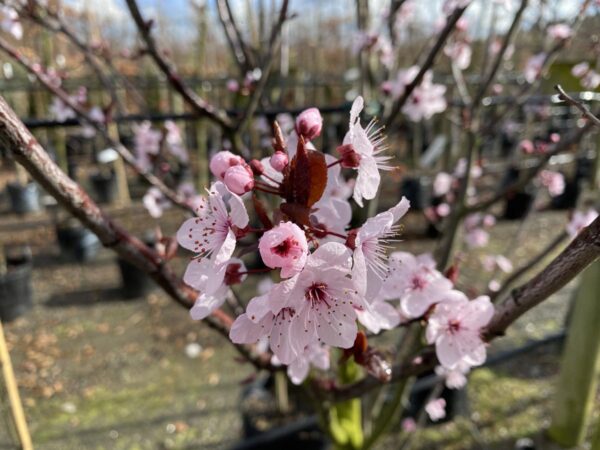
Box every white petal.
[353,156,380,206]
[189,292,225,320]
[389,196,411,222]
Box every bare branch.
[124,0,233,130]
[472,0,528,108]
[0,35,195,214]
[216,0,256,74]
[555,85,600,128]
[328,217,600,402]
[383,5,468,128]
[465,120,595,214]
[0,95,273,372]
[234,0,290,133]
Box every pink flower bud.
[270,151,288,172]
[258,222,308,278]
[223,165,254,195]
[337,144,362,168]
[519,139,534,154]
[210,150,244,180]
[295,107,322,140]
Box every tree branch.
[328,218,600,402]
[0,95,273,371]
[124,0,233,130]
[555,85,600,128]
[383,5,468,128]
[216,0,256,74]
[0,35,195,214]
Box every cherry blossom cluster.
[176,97,495,385]
[132,121,200,218]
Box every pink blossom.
[433,172,454,196]
[444,41,472,70]
[49,97,76,123]
[226,79,239,92]
[482,255,513,273]
[287,343,330,385]
[539,170,565,197]
[177,181,249,265]
[547,24,572,41]
[223,164,254,195]
[143,187,170,218]
[435,361,470,389]
[524,53,546,84]
[401,417,417,433]
[572,62,590,78]
[133,121,161,171]
[582,71,600,89]
[184,258,247,320]
[465,228,489,248]
[519,139,534,154]
[426,294,494,369]
[209,150,245,181]
[436,203,451,217]
[164,120,189,163]
[566,209,598,238]
[296,107,323,141]
[270,151,288,172]
[312,155,354,241]
[231,243,365,363]
[259,222,308,278]
[381,252,453,318]
[393,69,447,122]
[343,96,392,207]
[352,197,410,298]
[488,280,501,292]
[1,6,22,40]
[425,398,447,421]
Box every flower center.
[272,237,298,257]
[411,275,428,291]
[305,282,331,307]
[448,319,461,334]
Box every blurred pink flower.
[566,209,598,238]
[425,398,447,421]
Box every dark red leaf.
[252,194,273,229]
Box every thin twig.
[124,0,233,130]
[0,35,195,214]
[0,95,274,372]
[383,5,469,128]
[555,85,600,128]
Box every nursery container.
[56,222,101,263]
[7,182,41,214]
[0,253,33,322]
[90,170,117,204]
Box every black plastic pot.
[237,377,327,449]
[550,178,580,210]
[6,182,41,214]
[90,170,117,204]
[401,177,432,211]
[56,223,101,263]
[503,190,535,220]
[117,257,155,299]
[0,254,33,322]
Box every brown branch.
[0,35,195,214]
[555,85,600,128]
[328,217,600,402]
[19,4,124,115]
[216,0,256,74]
[0,95,273,371]
[465,120,595,214]
[383,4,468,128]
[472,0,528,108]
[234,0,290,133]
[490,231,568,301]
[124,0,233,130]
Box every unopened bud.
[295,107,322,141]
[224,165,254,195]
[209,150,244,180]
[270,151,288,172]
